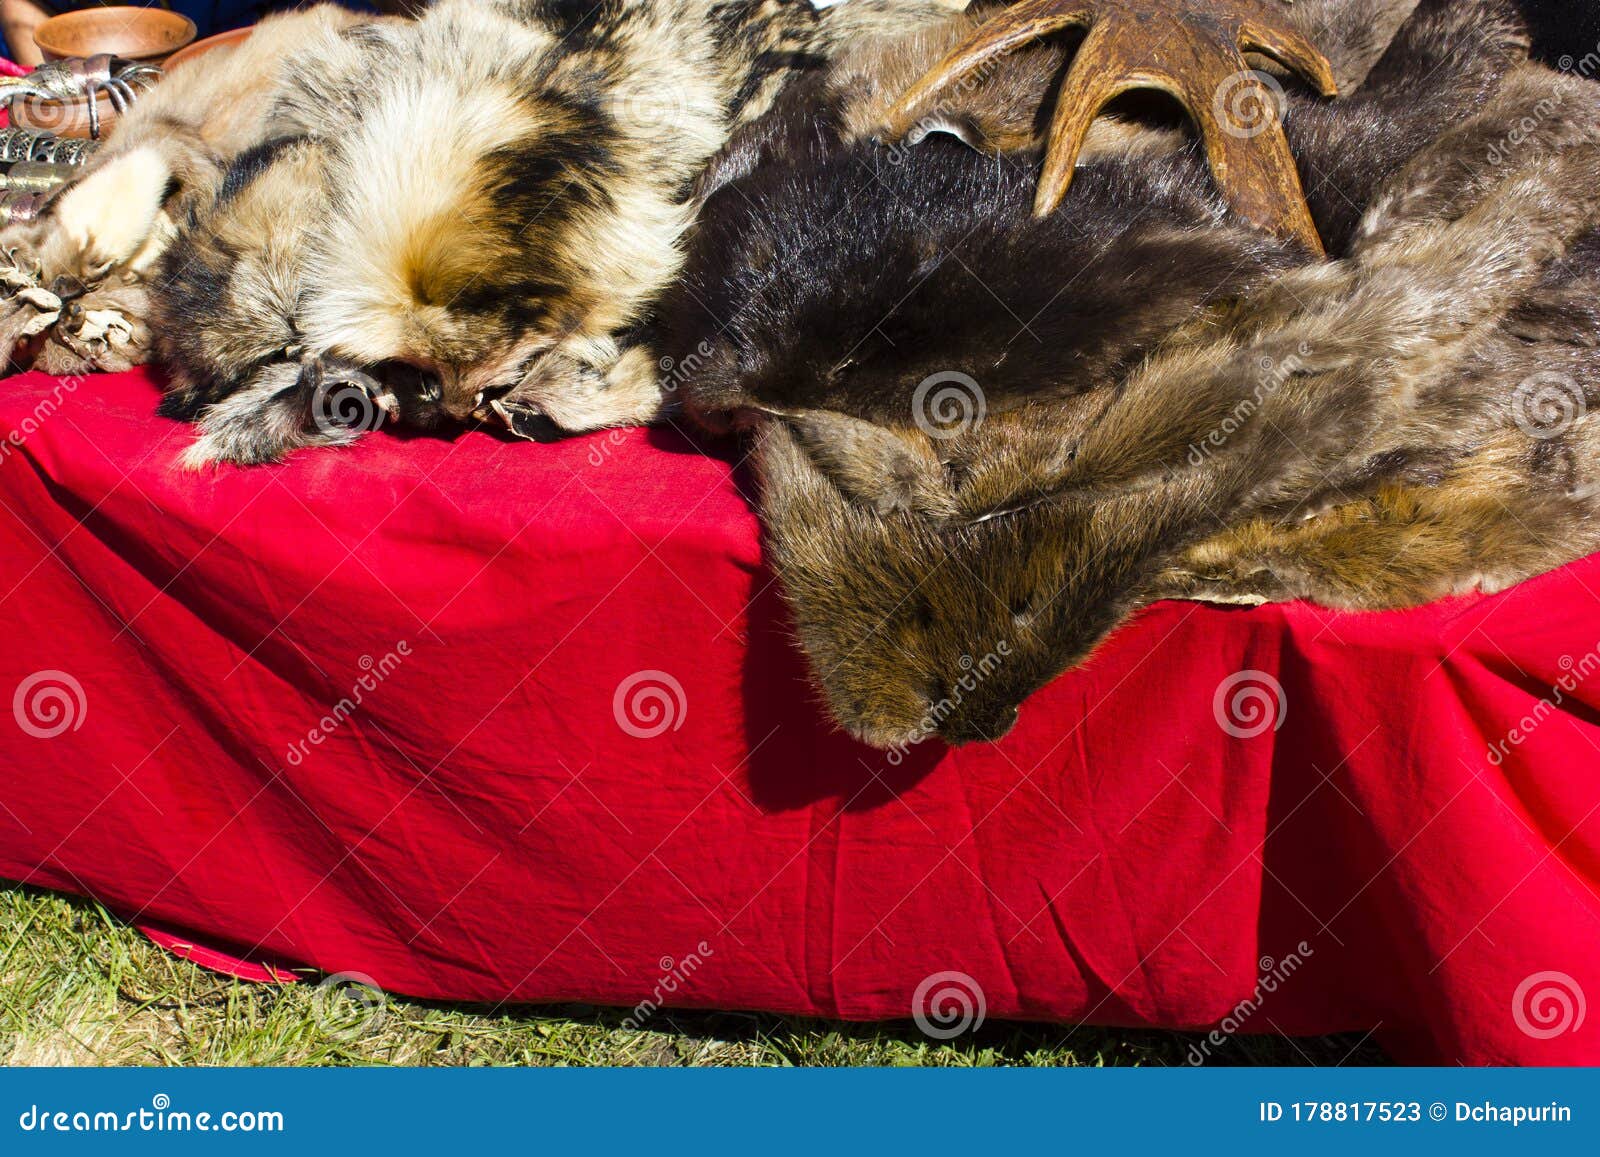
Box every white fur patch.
[55,147,172,270]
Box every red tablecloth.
[1,369,1597,1064]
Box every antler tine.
[1237,20,1339,97]
[883,0,1335,252]
[1181,36,1325,254]
[879,0,1098,142]
[1039,20,1324,254]
[1032,21,1132,217]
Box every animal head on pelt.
[665,0,1531,433]
[671,0,1569,745]
[154,0,875,464]
[669,127,1296,434]
[148,0,677,465]
[751,315,1386,748]
[751,152,1593,749]
[293,3,685,435]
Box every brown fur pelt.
[665,0,1600,748]
[0,4,377,378]
[151,0,961,466]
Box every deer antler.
[879,0,1338,254]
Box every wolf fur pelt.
[664,0,1600,748]
[151,0,959,466]
[0,4,377,377]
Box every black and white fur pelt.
[152,0,959,467]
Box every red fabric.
[2,368,1598,1065]
[0,56,23,129]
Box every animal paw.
[50,146,174,277]
[491,342,667,433]
[0,247,64,367]
[302,356,400,426]
[486,397,563,442]
[35,283,153,374]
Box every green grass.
[0,885,1387,1066]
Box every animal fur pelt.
[153,0,960,466]
[665,0,1600,748]
[0,4,377,378]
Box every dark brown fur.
[670,0,1600,747]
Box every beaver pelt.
[662,0,1600,749]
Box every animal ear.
[179,359,380,468]
[677,338,753,427]
[689,115,786,204]
[780,410,958,519]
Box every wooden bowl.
[13,8,198,139]
[164,25,252,72]
[34,7,196,64]
[9,89,120,140]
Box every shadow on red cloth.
[2,369,1598,1065]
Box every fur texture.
[154,0,960,465]
[0,4,375,377]
[669,0,1600,747]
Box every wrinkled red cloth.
[1,369,1597,1065]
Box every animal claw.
[489,397,561,441]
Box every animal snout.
[941,701,1021,746]
[372,359,442,406]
